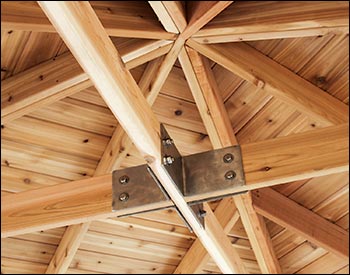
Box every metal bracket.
[112,124,246,231]
[112,164,171,215]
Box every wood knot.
[83,139,89,143]
[264,166,271,171]
[316,76,326,85]
[174,110,182,116]
[23,178,31,184]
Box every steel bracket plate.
[112,164,171,215]
[112,124,246,228]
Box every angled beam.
[192,1,349,43]
[176,47,245,274]
[38,2,240,273]
[175,198,241,273]
[1,1,175,40]
[2,123,348,238]
[148,1,181,33]
[252,188,349,259]
[161,1,187,33]
[45,222,90,274]
[187,40,348,125]
[178,47,281,273]
[181,1,233,40]
[1,39,172,124]
[48,37,185,273]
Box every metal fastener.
[223,153,234,163]
[162,138,174,146]
[198,210,207,218]
[163,155,175,166]
[225,170,236,180]
[119,175,129,185]
[119,192,129,202]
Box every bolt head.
[198,210,207,218]
[223,153,234,163]
[162,138,174,146]
[119,175,129,184]
[225,170,236,180]
[163,155,175,166]
[119,192,129,202]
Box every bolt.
[198,210,207,218]
[223,153,234,163]
[119,192,129,202]
[162,138,174,146]
[225,170,236,180]
[163,155,175,166]
[119,175,129,185]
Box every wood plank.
[192,1,349,43]
[251,188,349,259]
[1,257,47,274]
[296,252,349,274]
[178,47,280,273]
[2,123,348,238]
[37,2,244,273]
[1,39,172,124]
[187,40,349,125]
[70,249,176,274]
[1,1,175,40]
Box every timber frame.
[1,1,349,274]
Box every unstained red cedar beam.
[192,1,349,43]
[177,47,281,273]
[187,40,348,126]
[2,123,348,238]
[1,39,172,124]
[45,56,166,274]
[148,1,180,33]
[162,1,187,33]
[252,188,349,259]
[37,2,242,273]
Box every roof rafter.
[252,188,349,259]
[178,47,281,273]
[1,39,173,124]
[187,39,348,125]
[37,1,242,273]
[45,56,167,274]
[2,123,348,238]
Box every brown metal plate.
[112,164,170,213]
[183,146,245,199]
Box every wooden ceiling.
[1,1,349,274]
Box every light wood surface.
[37,1,245,273]
[1,1,175,40]
[252,188,349,259]
[187,40,348,125]
[193,1,349,43]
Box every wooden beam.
[2,123,348,238]
[252,188,349,259]
[174,198,240,273]
[45,223,90,274]
[1,1,175,40]
[1,39,172,124]
[162,1,187,33]
[178,47,281,273]
[37,2,242,273]
[47,44,181,274]
[181,1,233,40]
[187,40,349,125]
[192,1,349,43]
[148,1,180,33]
